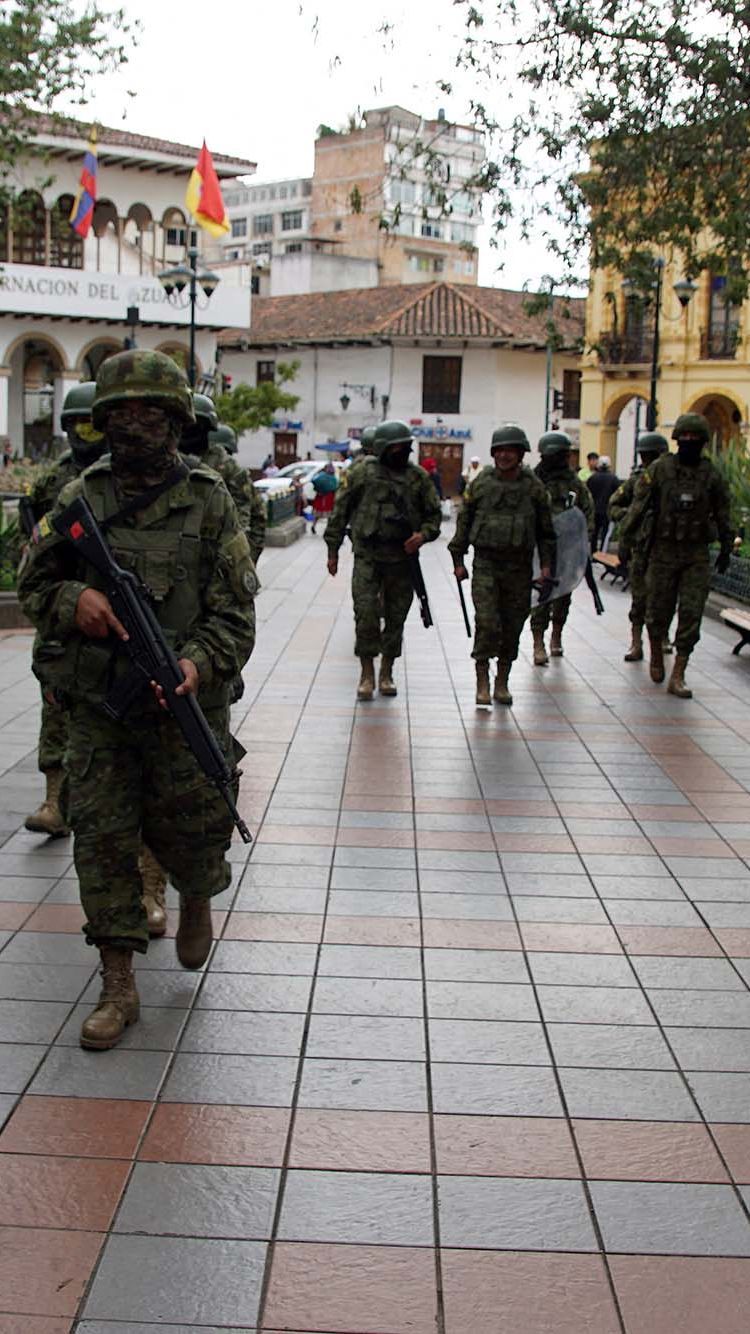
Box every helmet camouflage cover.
[636,431,669,457]
[210,423,238,454]
[538,430,572,457]
[672,412,710,442]
[192,392,219,430]
[92,349,195,429]
[373,419,413,460]
[361,426,377,455]
[491,424,530,453]
[61,381,97,425]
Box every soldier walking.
[449,425,556,706]
[608,431,669,662]
[325,420,441,700]
[18,350,255,1049]
[529,431,594,664]
[210,422,266,565]
[623,412,733,698]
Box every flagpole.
[187,243,198,389]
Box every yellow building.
[580,255,747,469]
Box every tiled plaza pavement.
[1,529,750,1333]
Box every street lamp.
[621,260,696,431]
[157,246,220,388]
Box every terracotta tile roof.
[29,113,255,174]
[220,282,584,349]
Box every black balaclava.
[385,443,412,471]
[105,402,181,492]
[676,437,704,468]
[538,450,571,480]
[181,419,210,455]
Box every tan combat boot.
[139,845,167,938]
[379,656,398,696]
[624,625,644,662]
[493,661,513,706]
[532,630,548,666]
[176,895,213,969]
[668,654,693,699]
[80,946,139,1050]
[357,657,375,701]
[24,768,69,838]
[649,634,665,683]
[475,660,491,705]
[550,625,564,657]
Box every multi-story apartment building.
[223,177,313,270]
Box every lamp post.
[622,261,697,431]
[157,246,220,388]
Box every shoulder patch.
[31,515,52,544]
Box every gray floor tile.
[686,1071,750,1122]
[78,1325,254,1333]
[330,867,417,891]
[429,1019,550,1066]
[0,1041,45,1092]
[501,854,585,876]
[548,1023,676,1071]
[418,870,505,894]
[115,1162,279,1238]
[666,1026,750,1073]
[209,940,318,975]
[424,948,529,984]
[162,1053,297,1106]
[197,974,312,1012]
[318,944,421,979]
[666,858,750,881]
[334,847,416,869]
[592,876,685,901]
[251,844,332,867]
[0,1092,18,1128]
[536,985,654,1026]
[504,873,595,898]
[419,850,501,873]
[328,890,420,918]
[180,1010,306,1056]
[590,1180,750,1255]
[560,1067,699,1121]
[678,878,750,903]
[427,981,538,1022]
[298,1058,427,1112]
[233,885,327,914]
[0,998,70,1043]
[306,1014,425,1061]
[313,976,423,1017]
[649,990,750,1028]
[241,864,330,890]
[80,969,203,1010]
[0,930,95,965]
[606,900,705,926]
[511,897,609,924]
[278,1169,434,1245]
[28,1046,170,1099]
[633,956,746,990]
[431,1063,563,1116]
[582,855,669,879]
[696,902,750,928]
[420,893,515,921]
[528,953,636,989]
[0,876,57,902]
[55,1004,187,1051]
[83,1235,265,1325]
[438,1175,597,1250]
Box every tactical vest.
[537,467,581,516]
[352,466,417,553]
[469,472,537,554]
[655,457,716,545]
[34,462,230,710]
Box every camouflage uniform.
[449,465,556,664]
[609,472,646,624]
[530,464,594,636]
[325,433,441,661]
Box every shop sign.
[410,424,472,441]
[272,418,304,431]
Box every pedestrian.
[311,460,339,534]
[449,425,556,706]
[588,456,620,551]
[622,412,733,698]
[261,451,273,471]
[3,440,12,468]
[17,349,256,1050]
[422,455,443,499]
[530,430,594,664]
[325,419,441,700]
[608,432,669,662]
[264,459,279,478]
[578,451,599,483]
[462,455,483,490]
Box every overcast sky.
[71,0,556,289]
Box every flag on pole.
[185,141,230,237]
[69,128,98,238]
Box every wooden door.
[274,432,298,466]
[418,441,464,496]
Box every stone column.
[0,368,10,456]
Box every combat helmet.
[672,412,710,442]
[636,431,669,459]
[61,381,97,429]
[361,425,377,456]
[210,423,238,454]
[538,430,572,457]
[192,392,219,431]
[373,419,413,461]
[92,349,194,429]
[491,424,530,453]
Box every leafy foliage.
[214,361,300,436]
[710,441,750,534]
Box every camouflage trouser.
[38,690,69,772]
[67,700,238,953]
[529,593,572,633]
[351,556,414,659]
[646,545,710,657]
[471,554,532,663]
[628,552,648,627]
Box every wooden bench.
[592,551,629,589]
[720,607,750,655]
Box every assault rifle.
[455,571,472,637]
[52,495,252,844]
[409,551,433,628]
[584,559,605,615]
[18,496,37,539]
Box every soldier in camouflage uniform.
[22,382,106,837]
[209,421,266,563]
[608,431,669,662]
[326,419,441,700]
[18,350,256,1049]
[338,426,376,494]
[529,431,594,665]
[183,394,262,562]
[449,425,556,706]
[622,412,733,698]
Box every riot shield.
[532,504,590,606]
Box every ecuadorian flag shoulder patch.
[32,515,52,544]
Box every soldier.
[449,425,556,706]
[529,430,594,664]
[608,431,669,662]
[624,412,733,698]
[182,394,260,555]
[209,421,266,564]
[325,419,441,700]
[338,427,376,494]
[17,350,256,1049]
[22,381,106,837]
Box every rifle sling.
[100,463,189,531]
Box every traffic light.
[222,373,233,393]
[552,389,564,412]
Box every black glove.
[536,575,558,605]
[715,550,731,574]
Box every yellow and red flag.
[185,141,230,237]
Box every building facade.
[0,117,254,455]
[219,282,583,485]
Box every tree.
[435,0,750,293]
[214,361,301,436]
[0,0,134,200]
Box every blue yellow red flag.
[69,128,98,238]
[185,141,230,237]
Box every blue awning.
[315,441,351,453]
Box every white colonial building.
[219,282,584,489]
[0,116,254,456]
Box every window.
[562,369,582,418]
[421,220,442,239]
[166,226,196,247]
[254,214,273,236]
[290,183,298,198]
[252,241,272,256]
[50,194,83,268]
[231,217,247,238]
[269,187,277,200]
[451,221,474,244]
[257,360,275,384]
[422,355,462,413]
[251,274,260,295]
[334,220,343,232]
[409,254,432,273]
[13,191,46,265]
[281,210,303,231]
[302,180,312,196]
[279,186,288,199]
[433,258,444,273]
[390,179,416,207]
[463,259,474,274]
[285,242,302,253]
[705,274,741,358]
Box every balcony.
[598,331,653,365]
[700,325,740,360]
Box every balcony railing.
[700,325,740,360]
[598,331,653,365]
